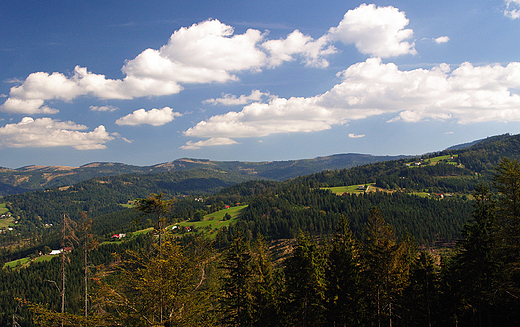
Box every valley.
[1,133,520,326]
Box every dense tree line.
[295,160,481,194]
[2,158,520,325]
[3,168,252,221]
[219,183,472,246]
[0,234,152,326]
[6,133,520,326]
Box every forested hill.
[4,134,520,326]
[1,168,253,232]
[291,133,520,193]
[0,153,410,195]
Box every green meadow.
[175,205,248,231]
[0,203,8,215]
[0,217,14,229]
[4,254,55,269]
[323,183,375,195]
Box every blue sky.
[2,0,520,168]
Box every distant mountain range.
[0,153,412,195]
[0,133,516,196]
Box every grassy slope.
[175,205,247,237]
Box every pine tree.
[134,193,174,252]
[249,236,282,327]
[219,234,255,326]
[359,208,415,327]
[404,251,438,327]
[325,215,361,326]
[97,235,215,326]
[283,231,327,327]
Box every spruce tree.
[283,231,327,327]
[325,215,361,326]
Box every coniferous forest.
[3,134,520,326]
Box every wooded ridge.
[0,154,412,195]
[2,132,520,326]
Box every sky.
[2,0,520,168]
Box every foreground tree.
[403,251,438,327]
[97,234,215,326]
[219,235,255,327]
[325,215,361,326]
[283,231,327,327]
[134,193,174,251]
[359,208,416,327]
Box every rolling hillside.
[0,153,410,195]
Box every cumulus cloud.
[184,59,520,145]
[434,36,450,44]
[505,0,520,19]
[327,3,416,58]
[1,4,420,114]
[181,137,238,149]
[204,90,269,106]
[0,117,114,149]
[115,107,182,126]
[184,96,342,139]
[348,133,365,138]
[262,30,336,68]
[90,105,118,112]
[0,20,267,114]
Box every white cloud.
[184,59,520,145]
[181,137,238,150]
[348,133,365,138]
[1,5,420,114]
[115,107,182,126]
[90,105,118,112]
[0,20,267,114]
[505,0,520,19]
[1,98,59,114]
[185,96,343,139]
[322,59,520,123]
[0,117,114,149]
[262,30,336,68]
[157,20,267,73]
[327,3,416,58]
[434,36,450,44]
[204,90,269,106]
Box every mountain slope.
[0,154,410,195]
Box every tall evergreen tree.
[359,208,415,327]
[249,236,283,327]
[325,215,361,326]
[96,235,215,326]
[283,231,327,327]
[403,251,438,327]
[220,235,255,327]
[491,158,520,323]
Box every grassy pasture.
[5,206,248,268]
[176,205,247,230]
[0,203,14,229]
[4,254,55,269]
[323,183,376,195]
[0,203,8,215]
[428,154,458,165]
[126,205,248,240]
[0,217,14,229]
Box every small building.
[111,233,126,240]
